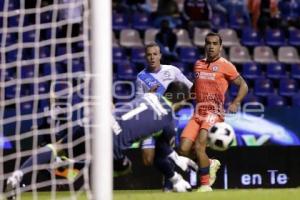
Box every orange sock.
[200,174,210,185]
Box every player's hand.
[227,102,240,113]
[176,156,198,172]
[170,173,192,192]
[169,151,198,171]
[149,84,160,93]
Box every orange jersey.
[193,57,239,116]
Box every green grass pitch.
[114,188,300,200]
[2,188,299,200]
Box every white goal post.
[0,0,112,199]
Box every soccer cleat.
[6,170,23,200]
[54,156,80,181]
[55,168,80,181]
[209,159,221,186]
[197,185,213,192]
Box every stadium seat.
[21,101,34,115]
[113,12,130,31]
[279,78,298,96]
[22,48,35,60]
[193,28,210,47]
[38,81,50,94]
[178,47,200,64]
[242,62,262,79]
[113,81,135,103]
[38,99,50,112]
[267,94,287,107]
[5,67,16,81]
[291,63,300,79]
[253,46,276,64]
[72,58,85,72]
[220,48,228,59]
[117,60,137,80]
[120,29,143,48]
[291,93,300,106]
[72,41,84,53]
[211,13,227,30]
[229,84,239,96]
[5,32,18,46]
[72,93,83,105]
[4,107,16,119]
[243,92,263,104]
[113,32,119,47]
[218,28,240,47]
[241,27,263,47]
[266,63,287,79]
[7,15,19,27]
[113,47,127,64]
[131,47,146,64]
[254,78,274,96]
[228,11,248,30]
[55,44,67,56]
[21,65,35,79]
[55,62,67,74]
[175,29,193,47]
[21,83,35,96]
[23,30,36,42]
[144,28,159,45]
[5,85,17,99]
[288,29,300,46]
[40,28,52,41]
[171,62,191,75]
[20,120,33,133]
[265,29,286,47]
[40,10,52,24]
[278,46,300,64]
[229,45,252,64]
[6,49,18,63]
[8,0,20,10]
[132,12,152,31]
[39,45,51,58]
[39,63,51,76]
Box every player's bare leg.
[195,129,212,192]
[178,138,194,158]
[142,148,155,166]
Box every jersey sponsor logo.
[138,72,166,94]
[212,65,219,72]
[194,71,216,80]
[162,70,173,81]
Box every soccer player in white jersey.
[136,43,193,191]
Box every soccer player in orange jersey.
[179,32,248,192]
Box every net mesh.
[0,0,92,199]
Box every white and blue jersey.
[113,93,176,160]
[135,65,192,148]
[136,65,193,96]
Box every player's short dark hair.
[164,81,190,104]
[145,43,160,52]
[205,32,222,45]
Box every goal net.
[0,0,97,199]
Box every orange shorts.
[181,113,223,142]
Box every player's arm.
[174,67,193,89]
[229,76,248,113]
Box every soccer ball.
[208,122,235,151]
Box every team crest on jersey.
[212,66,219,72]
[163,71,171,78]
